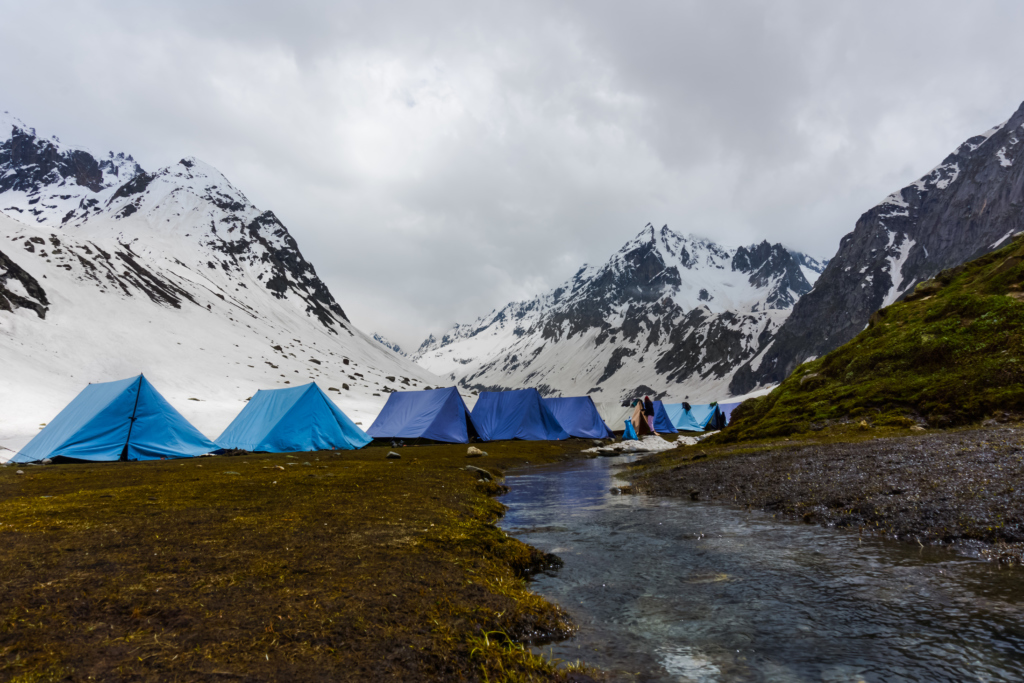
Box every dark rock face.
[0,248,48,317]
[0,122,351,333]
[0,125,141,195]
[731,100,1024,394]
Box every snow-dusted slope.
[0,115,444,454]
[413,224,825,405]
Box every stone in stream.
[464,465,493,481]
[386,452,401,459]
[466,447,487,457]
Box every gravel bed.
[632,426,1024,562]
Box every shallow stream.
[499,455,1024,682]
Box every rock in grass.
[15,470,25,475]
[41,458,52,465]
[224,471,241,475]
[464,465,492,481]
[466,447,487,457]
[386,452,401,459]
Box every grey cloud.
[2,1,1024,350]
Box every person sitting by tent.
[643,395,656,433]
[630,399,654,437]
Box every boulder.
[466,447,487,457]
[386,452,401,459]
[464,465,492,481]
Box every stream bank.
[630,424,1024,562]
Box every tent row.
[13,375,736,463]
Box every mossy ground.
[0,440,600,682]
[721,235,1024,443]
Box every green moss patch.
[0,441,596,682]
[721,235,1024,443]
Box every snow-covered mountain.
[730,98,1024,394]
[372,333,407,357]
[0,113,444,452]
[412,224,826,404]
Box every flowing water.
[498,455,1024,682]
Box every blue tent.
[542,397,613,439]
[367,387,478,443]
[689,403,726,430]
[216,382,370,452]
[14,375,216,463]
[664,402,726,431]
[718,402,741,425]
[651,400,678,434]
[471,389,570,442]
[663,403,704,432]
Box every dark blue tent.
[471,389,570,442]
[542,396,613,439]
[652,400,678,434]
[14,375,216,463]
[216,382,370,452]
[367,387,478,443]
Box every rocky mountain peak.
[413,224,826,403]
[730,98,1024,395]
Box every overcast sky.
[3,1,1024,350]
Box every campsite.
[6,5,1024,679]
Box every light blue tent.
[14,375,216,463]
[542,397,613,439]
[471,389,570,442]
[664,402,726,432]
[367,387,478,443]
[216,382,370,452]
[718,402,741,425]
[663,403,704,432]
[689,403,726,430]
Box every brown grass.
[0,440,601,682]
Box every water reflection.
[499,455,1024,682]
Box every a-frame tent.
[663,402,727,432]
[471,389,569,442]
[663,403,704,432]
[14,375,216,463]
[542,396,613,439]
[216,382,370,452]
[651,400,678,434]
[367,387,479,443]
[688,403,727,430]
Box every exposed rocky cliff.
[414,224,825,404]
[730,99,1024,394]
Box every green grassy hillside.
[720,234,1024,442]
